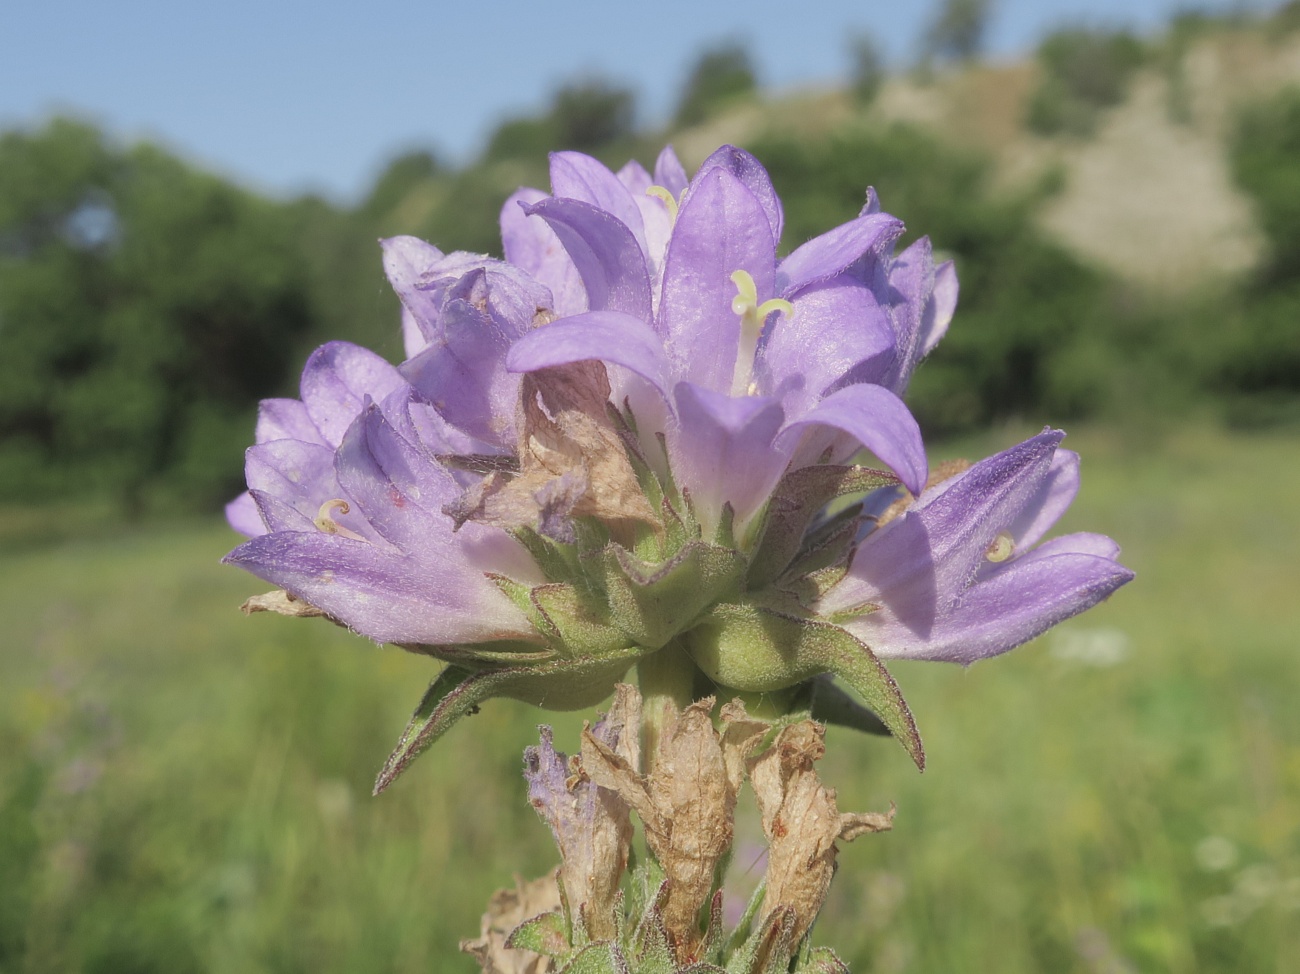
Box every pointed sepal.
[506,910,571,958]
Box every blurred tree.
[552,78,636,151]
[362,149,445,218]
[0,119,323,509]
[921,0,993,64]
[1026,27,1146,136]
[674,41,757,127]
[847,31,886,106]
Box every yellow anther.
[315,499,366,541]
[985,530,1015,563]
[729,270,793,397]
[645,185,680,223]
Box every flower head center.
[729,269,793,397]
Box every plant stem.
[636,640,697,764]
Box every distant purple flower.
[224,145,1132,787]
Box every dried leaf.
[240,589,327,618]
[461,872,563,974]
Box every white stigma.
[729,270,793,397]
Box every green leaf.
[746,465,898,588]
[799,674,890,737]
[506,910,570,958]
[374,646,650,793]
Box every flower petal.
[670,382,787,531]
[921,259,958,357]
[696,145,783,246]
[550,151,647,258]
[225,491,265,537]
[777,384,927,496]
[500,188,586,317]
[255,398,325,446]
[222,530,531,645]
[847,537,1134,663]
[382,235,444,351]
[653,145,689,198]
[659,168,776,392]
[759,276,894,419]
[522,196,652,321]
[299,341,405,446]
[505,311,672,401]
[777,212,903,297]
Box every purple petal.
[222,530,531,645]
[777,212,904,297]
[249,488,316,534]
[653,145,689,198]
[425,261,551,339]
[505,311,672,401]
[618,159,673,278]
[522,197,652,321]
[550,151,647,257]
[759,276,894,420]
[399,298,517,449]
[382,236,444,348]
[696,145,783,246]
[225,491,265,537]
[1005,449,1079,551]
[500,188,587,317]
[299,342,405,447]
[879,237,935,395]
[828,431,1065,631]
[670,382,787,531]
[847,537,1133,664]
[255,398,325,446]
[245,440,343,525]
[920,259,958,357]
[658,168,776,392]
[777,384,927,496]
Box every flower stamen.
[315,499,367,541]
[729,269,793,397]
[645,185,681,224]
[985,530,1015,563]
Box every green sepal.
[400,639,556,668]
[699,889,728,966]
[796,947,850,974]
[722,880,767,962]
[746,465,898,588]
[725,909,796,974]
[532,584,633,657]
[779,519,857,582]
[374,646,649,793]
[511,526,581,582]
[798,674,890,737]
[558,942,627,974]
[506,910,570,958]
[682,604,924,769]
[598,542,746,650]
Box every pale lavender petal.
[382,236,444,347]
[523,197,652,321]
[759,276,894,420]
[250,488,316,534]
[505,311,672,401]
[399,298,517,449]
[550,151,647,256]
[222,531,532,645]
[619,159,673,283]
[777,384,927,496]
[658,168,775,392]
[776,212,903,297]
[1005,449,1079,551]
[653,145,689,198]
[920,259,958,356]
[827,431,1065,627]
[401,306,427,359]
[299,342,405,446]
[847,540,1134,663]
[879,237,935,395]
[696,145,783,246]
[861,187,881,215]
[670,382,787,530]
[501,188,587,318]
[225,491,265,537]
[423,261,552,339]
[255,398,325,446]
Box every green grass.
[1,424,1297,973]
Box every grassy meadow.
[1,423,1297,973]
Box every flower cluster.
[224,145,1133,790]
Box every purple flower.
[224,144,1132,787]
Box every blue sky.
[0,0,1278,202]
